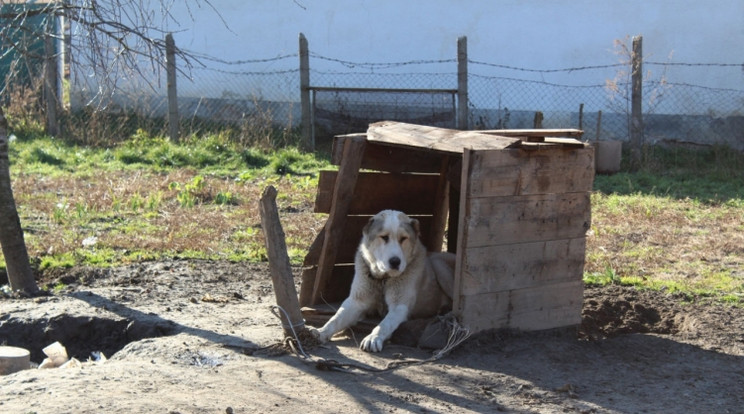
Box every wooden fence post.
[533,111,544,128]
[457,36,469,130]
[260,186,305,336]
[44,34,59,136]
[299,33,313,151]
[630,35,643,171]
[166,33,179,142]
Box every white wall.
[165,0,744,90]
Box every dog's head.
[360,210,421,278]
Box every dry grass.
[586,192,744,296]
[13,169,324,268]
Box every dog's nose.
[389,257,401,270]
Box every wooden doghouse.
[300,121,594,334]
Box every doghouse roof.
[364,121,586,154]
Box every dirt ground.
[1,259,743,414]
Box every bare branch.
[0,0,221,106]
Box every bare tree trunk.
[0,108,39,295]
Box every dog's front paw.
[307,326,330,343]
[360,333,385,352]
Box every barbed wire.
[646,61,744,68]
[309,53,456,69]
[180,50,299,66]
[469,60,626,73]
[58,49,744,150]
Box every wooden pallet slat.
[464,192,592,247]
[467,147,595,197]
[367,121,520,154]
[459,238,587,295]
[314,171,440,215]
[310,136,367,305]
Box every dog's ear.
[363,216,377,236]
[409,217,421,238]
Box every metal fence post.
[299,33,313,151]
[457,36,468,130]
[166,33,179,142]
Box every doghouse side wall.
[454,146,594,333]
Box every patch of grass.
[595,145,744,204]
[588,145,744,304]
[40,254,76,270]
[4,126,330,276]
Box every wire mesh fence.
[45,37,744,151]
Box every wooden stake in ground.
[259,186,306,337]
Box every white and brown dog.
[311,210,455,352]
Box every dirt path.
[1,260,743,413]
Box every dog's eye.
[380,235,389,243]
[400,236,408,243]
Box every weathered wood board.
[367,121,521,154]
[465,146,595,197]
[459,238,587,296]
[315,171,440,215]
[480,128,584,138]
[311,136,366,305]
[333,135,446,173]
[456,280,584,332]
[464,192,591,248]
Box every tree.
[1,0,220,106]
[0,107,38,295]
[0,0,219,293]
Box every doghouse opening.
[300,122,593,335]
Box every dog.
[310,210,455,352]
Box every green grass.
[585,145,744,304]
[2,126,330,280]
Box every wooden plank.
[299,266,318,307]
[458,238,586,295]
[457,280,584,333]
[480,128,584,138]
[333,135,447,173]
[463,192,591,248]
[426,156,450,252]
[367,121,521,154]
[466,147,595,197]
[331,133,366,165]
[259,186,305,334]
[312,264,355,304]
[314,171,440,215]
[544,137,587,148]
[311,136,366,305]
[299,227,325,306]
[452,149,475,313]
[302,302,380,332]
